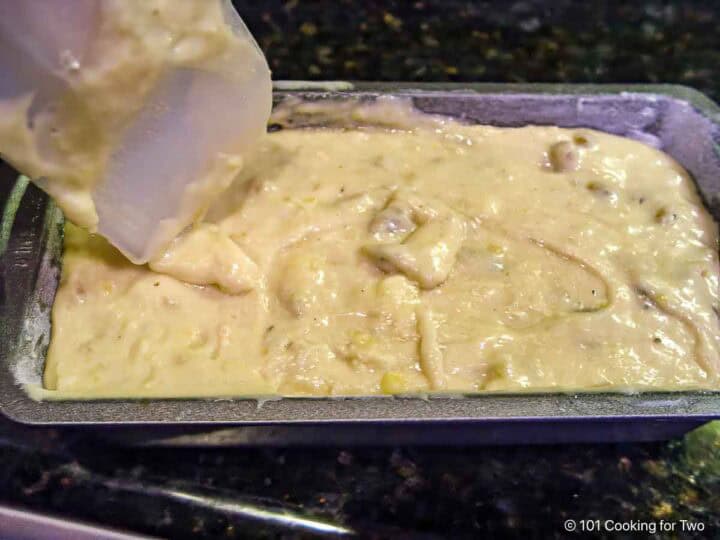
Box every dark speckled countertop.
[240,0,720,101]
[2,1,720,538]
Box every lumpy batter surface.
[43,115,720,397]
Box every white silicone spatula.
[0,0,272,263]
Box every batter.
[42,109,720,397]
[0,0,271,262]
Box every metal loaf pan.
[1,83,720,446]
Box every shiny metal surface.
[0,505,156,540]
[1,83,719,443]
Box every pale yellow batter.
[0,0,270,262]
[42,114,720,397]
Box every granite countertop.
[241,0,720,102]
[2,1,720,538]
[1,422,719,538]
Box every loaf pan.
[1,82,720,445]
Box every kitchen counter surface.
[1,421,719,538]
[245,0,720,102]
